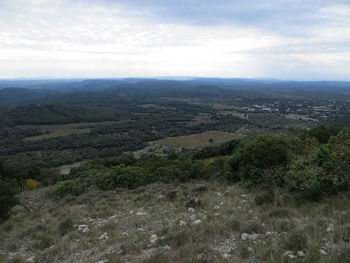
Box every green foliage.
[52,180,86,197]
[286,128,350,200]
[58,218,74,236]
[300,126,340,144]
[32,233,54,250]
[283,230,308,251]
[192,139,239,159]
[108,165,151,189]
[30,127,350,203]
[225,136,290,186]
[53,165,151,196]
[0,179,18,219]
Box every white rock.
[288,254,296,259]
[214,213,220,216]
[96,260,109,263]
[77,225,89,233]
[136,211,147,216]
[320,249,327,255]
[26,256,36,262]
[150,234,158,244]
[265,231,274,237]
[163,245,171,250]
[297,251,305,257]
[283,251,293,257]
[248,233,260,241]
[179,220,187,226]
[326,223,335,232]
[98,232,109,240]
[214,205,220,210]
[222,253,231,259]
[241,233,249,241]
[192,219,202,225]
[108,215,118,221]
[247,247,254,252]
[188,207,196,213]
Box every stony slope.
[1,181,349,263]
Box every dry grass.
[25,128,91,141]
[0,182,349,263]
[154,131,242,148]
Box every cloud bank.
[0,0,349,80]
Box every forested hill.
[0,88,57,105]
[0,104,122,126]
[1,78,350,106]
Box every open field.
[19,121,120,132]
[20,121,120,141]
[56,161,85,175]
[24,128,91,141]
[154,131,243,148]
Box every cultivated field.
[154,131,243,148]
[20,121,119,141]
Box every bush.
[52,179,86,197]
[58,218,74,236]
[243,220,265,234]
[286,128,350,200]
[53,165,151,196]
[0,179,18,219]
[24,179,41,191]
[153,166,182,183]
[283,230,308,251]
[254,190,274,205]
[32,233,54,250]
[226,136,290,186]
[110,165,151,189]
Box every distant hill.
[1,78,350,106]
[0,88,57,105]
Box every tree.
[0,180,18,219]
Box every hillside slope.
[1,181,349,263]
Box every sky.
[0,0,350,80]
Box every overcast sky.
[0,0,350,80]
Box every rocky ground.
[1,181,349,263]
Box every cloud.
[0,0,349,79]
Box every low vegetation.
[49,126,350,203]
[1,125,350,262]
[1,181,350,262]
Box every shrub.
[283,230,308,251]
[109,165,151,189]
[286,128,350,200]
[254,190,274,205]
[0,179,18,219]
[268,207,295,218]
[153,166,182,183]
[24,179,40,191]
[52,179,86,197]
[226,136,290,186]
[58,218,74,236]
[32,233,54,250]
[243,220,265,234]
